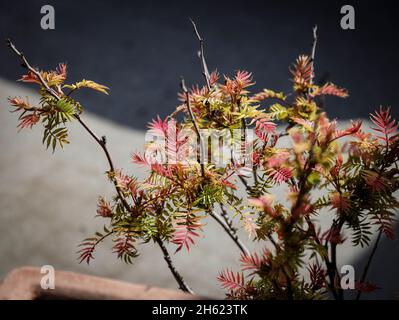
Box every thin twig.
[6,39,59,99]
[304,216,339,300]
[189,18,211,91]
[252,166,258,185]
[74,115,131,211]
[7,39,192,294]
[330,219,345,300]
[219,204,250,255]
[181,77,206,177]
[237,98,248,168]
[310,25,318,84]
[356,229,383,300]
[219,204,238,233]
[238,174,251,191]
[209,210,250,256]
[229,151,251,192]
[155,237,194,293]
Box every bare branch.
[189,18,211,91]
[219,205,250,255]
[6,39,60,99]
[219,204,238,233]
[310,25,318,85]
[73,115,132,211]
[356,229,383,300]
[209,210,250,256]
[155,237,194,293]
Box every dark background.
[0,0,398,130]
[0,0,399,299]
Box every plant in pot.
[3,22,398,300]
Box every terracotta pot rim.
[0,266,201,300]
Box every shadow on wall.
[0,0,398,130]
[351,222,399,299]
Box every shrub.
[5,23,398,299]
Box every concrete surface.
[0,78,398,299]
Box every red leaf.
[234,70,254,90]
[290,55,313,91]
[370,107,398,143]
[56,63,67,79]
[249,195,277,217]
[172,214,203,253]
[112,237,138,263]
[308,263,326,290]
[8,97,31,111]
[77,240,96,264]
[17,113,40,130]
[217,270,245,291]
[151,163,173,179]
[311,82,348,98]
[372,212,396,240]
[221,70,254,95]
[334,121,362,141]
[220,178,237,190]
[19,70,40,84]
[267,167,293,184]
[77,230,113,264]
[148,116,168,137]
[209,70,220,86]
[131,152,151,166]
[329,192,351,213]
[355,281,380,293]
[255,118,277,143]
[330,154,343,178]
[240,249,270,273]
[363,170,389,192]
[96,196,113,218]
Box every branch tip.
[189,18,202,41]
[180,77,187,92]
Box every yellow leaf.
[64,79,109,95]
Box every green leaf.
[268,103,288,120]
[307,171,321,185]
